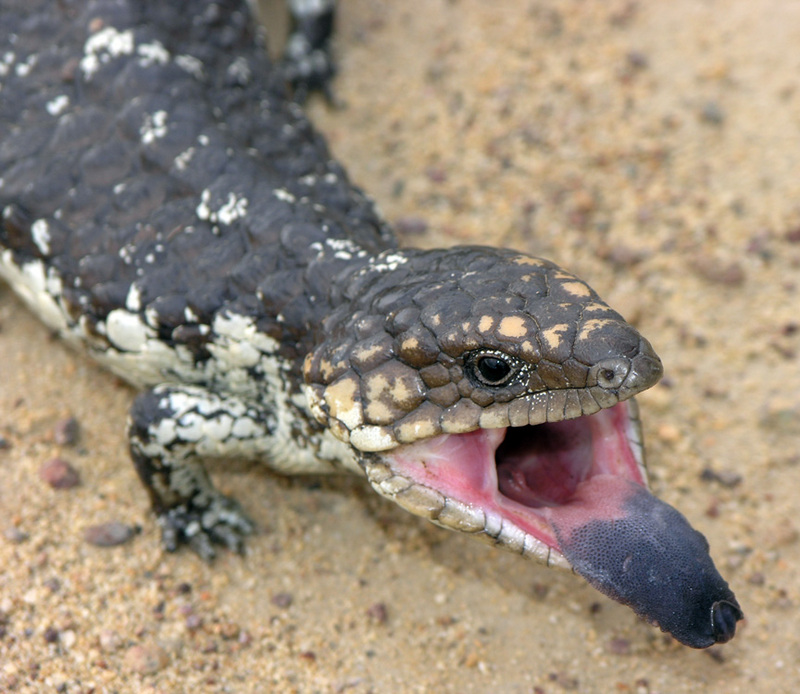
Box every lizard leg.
[280,0,337,101]
[128,383,275,560]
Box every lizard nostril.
[590,358,630,390]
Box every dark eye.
[474,355,513,386]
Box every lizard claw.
[157,494,254,561]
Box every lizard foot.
[157,494,255,561]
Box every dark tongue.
[548,476,743,648]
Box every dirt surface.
[2,1,800,692]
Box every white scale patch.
[205,311,359,475]
[175,54,204,79]
[272,188,296,203]
[227,56,251,84]
[14,53,37,77]
[196,189,249,226]
[363,250,409,274]
[106,309,156,352]
[45,95,70,116]
[0,51,15,79]
[141,110,168,145]
[92,331,207,388]
[323,237,368,262]
[80,27,135,80]
[125,283,143,312]
[174,146,195,171]
[31,219,51,255]
[136,40,170,67]
[0,254,69,337]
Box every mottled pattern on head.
[304,246,662,451]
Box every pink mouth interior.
[385,400,646,552]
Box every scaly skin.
[0,0,741,647]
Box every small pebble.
[39,458,80,489]
[4,526,29,544]
[464,651,480,668]
[425,166,447,183]
[43,577,61,593]
[99,629,122,652]
[781,322,799,336]
[53,417,80,446]
[548,672,579,690]
[602,244,646,268]
[43,626,60,644]
[700,468,743,488]
[626,50,649,70]
[271,592,293,608]
[394,216,429,236]
[366,602,388,624]
[699,101,725,125]
[607,637,631,655]
[764,520,799,549]
[217,622,241,640]
[656,423,681,443]
[124,643,170,675]
[531,582,550,600]
[760,397,800,435]
[690,254,745,285]
[61,629,76,649]
[83,521,137,547]
[0,435,10,450]
[177,582,192,595]
[185,614,203,631]
[746,230,773,259]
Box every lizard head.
[304,246,741,648]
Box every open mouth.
[366,397,743,648]
[371,399,646,564]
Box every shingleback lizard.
[0,0,742,648]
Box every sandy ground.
[2,1,800,691]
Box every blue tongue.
[551,480,742,648]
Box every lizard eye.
[467,352,517,387]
